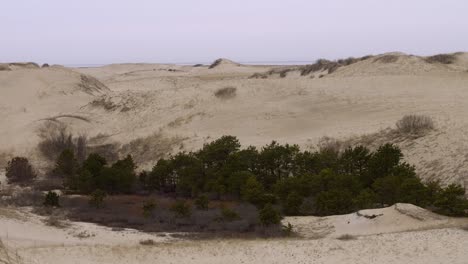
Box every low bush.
[142,200,157,218]
[373,55,399,63]
[425,54,456,64]
[170,200,192,218]
[337,234,356,241]
[259,204,282,226]
[396,115,434,134]
[219,207,240,222]
[44,191,60,207]
[214,86,237,99]
[89,189,107,208]
[195,194,209,210]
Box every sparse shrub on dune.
[214,86,237,99]
[37,122,75,161]
[209,59,224,69]
[373,54,399,63]
[396,114,434,135]
[425,53,457,64]
[337,234,357,241]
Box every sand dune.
[2,53,468,185]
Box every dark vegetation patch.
[78,74,109,94]
[214,86,237,99]
[373,55,399,64]
[396,115,434,135]
[9,62,40,68]
[425,53,457,64]
[250,55,374,79]
[209,59,223,69]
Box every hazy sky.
[2,0,467,64]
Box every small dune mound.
[287,203,457,239]
[208,58,240,69]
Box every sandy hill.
[1,53,468,186]
[0,66,108,160]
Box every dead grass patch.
[373,55,399,63]
[396,114,434,135]
[337,234,357,240]
[425,54,457,64]
[214,86,237,99]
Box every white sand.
[0,205,466,264]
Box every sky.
[2,0,468,65]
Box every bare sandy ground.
[0,204,466,264]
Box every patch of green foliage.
[44,191,60,207]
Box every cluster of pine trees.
[29,135,468,217]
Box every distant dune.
[1,52,468,186]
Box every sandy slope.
[2,53,468,187]
[0,205,466,264]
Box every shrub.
[434,184,467,216]
[425,54,456,64]
[195,195,209,210]
[373,55,399,63]
[170,200,192,218]
[5,157,36,185]
[242,176,267,207]
[89,189,107,208]
[43,191,60,207]
[396,115,434,134]
[282,222,294,236]
[283,191,303,215]
[37,122,74,161]
[209,59,223,69]
[219,207,240,222]
[315,189,354,215]
[142,200,157,218]
[139,239,156,246]
[214,86,237,99]
[337,234,356,241]
[259,203,282,226]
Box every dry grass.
[336,234,357,241]
[43,214,70,229]
[425,54,457,64]
[120,133,186,165]
[396,114,434,135]
[374,55,399,63]
[214,86,237,99]
[139,239,156,246]
[209,59,223,69]
[78,74,109,94]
